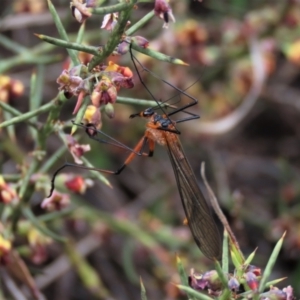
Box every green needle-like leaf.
[47,0,80,65]
[140,277,147,300]
[177,285,214,300]
[259,232,286,292]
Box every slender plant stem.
[126,10,155,36]
[88,0,138,70]
[92,2,131,14]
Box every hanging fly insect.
[49,47,222,261]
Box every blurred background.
[1,0,300,299]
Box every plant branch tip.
[34,33,43,38]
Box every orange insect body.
[138,112,222,260]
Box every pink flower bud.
[131,36,149,48]
[104,102,115,118]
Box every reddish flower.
[0,235,11,265]
[112,74,134,89]
[71,0,92,23]
[244,271,259,291]
[91,78,117,107]
[57,64,89,99]
[65,175,93,194]
[131,36,149,48]
[0,176,18,204]
[189,269,222,295]
[0,75,24,103]
[105,61,133,79]
[41,190,70,211]
[154,0,175,28]
[13,0,46,14]
[27,228,52,264]
[103,62,134,90]
[65,134,91,164]
[30,243,48,265]
[283,286,295,300]
[101,13,118,31]
[260,286,292,300]
[78,51,93,65]
[56,69,82,95]
[116,41,130,55]
[83,105,102,131]
[246,264,261,276]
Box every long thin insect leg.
[174,114,200,124]
[130,47,198,108]
[73,122,142,155]
[48,136,155,198]
[129,45,199,127]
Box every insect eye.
[161,120,169,128]
[143,108,154,117]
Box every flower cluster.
[57,61,134,129]
[189,266,294,299]
[71,0,176,29]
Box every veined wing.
[165,133,222,260]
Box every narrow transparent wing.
[166,135,222,260]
